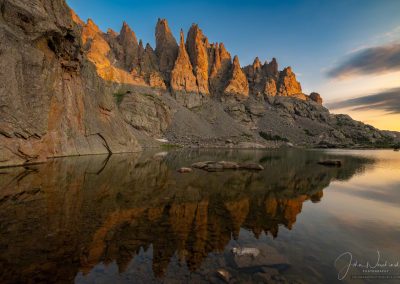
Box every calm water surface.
[0,149,399,283]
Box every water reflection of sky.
[74,150,400,283]
[1,149,399,284]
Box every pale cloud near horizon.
[326,87,400,114]
[346,25,400,55]
[323,25,400,80]
[382,25,400,40]
[319,25,400,119]
[326,87,400,131]
[320,70,400,101]
[312,24,400,131]
[326,42,400,79]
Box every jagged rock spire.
[263,57,278,78]
[155,19,178,80]
[186,24,209,94]
[179,29,185,45]
[81,18,101,45]
[117,21,139,70]
[209,42,232,93]
[79,15,308,101]
[224,55,249,97]
[106,28,118,38]
[120,21,138,45]
[277,66,302,96]
[170,30,198,93]
[253,57,262,70]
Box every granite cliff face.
[0,0,397,167]
[0,0,140,168]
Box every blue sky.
[67,0,400,130]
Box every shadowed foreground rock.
[0,0,140,167]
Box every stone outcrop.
[170,30,199,93]
[224,56,249,98]
[277,67,302,97]
[155,19,178,81]
[244,57,281,98]
[119,92,172,136]
[80,18,166,88]
[246,57,262,79]
[309,92,323,105]
[186,24,210,95]
[80,19,145,85]
[136,41,166,89]
[264,77,277,97]
[264,58,279,78]
[0,0,140,167]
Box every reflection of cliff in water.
[0,149,374,283]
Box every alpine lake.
[0,148,399,283]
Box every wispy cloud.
[326,87,400,114]
[327,43,400,79]
[382,25,400,40]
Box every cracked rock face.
[119,93,172,137]
[0,0,140,167]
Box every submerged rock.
[190,161,263,171]
[232,247,260,257]
[238,163,264,170]
[217,161,239,169]
[216,268,231,283]
[237,142,267,149]
[232,244,289,269]
[177,167,192,173]
[318,160,342,167]
[205,162,224,172]
[191,161,215,169]
[253,268,280,283]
